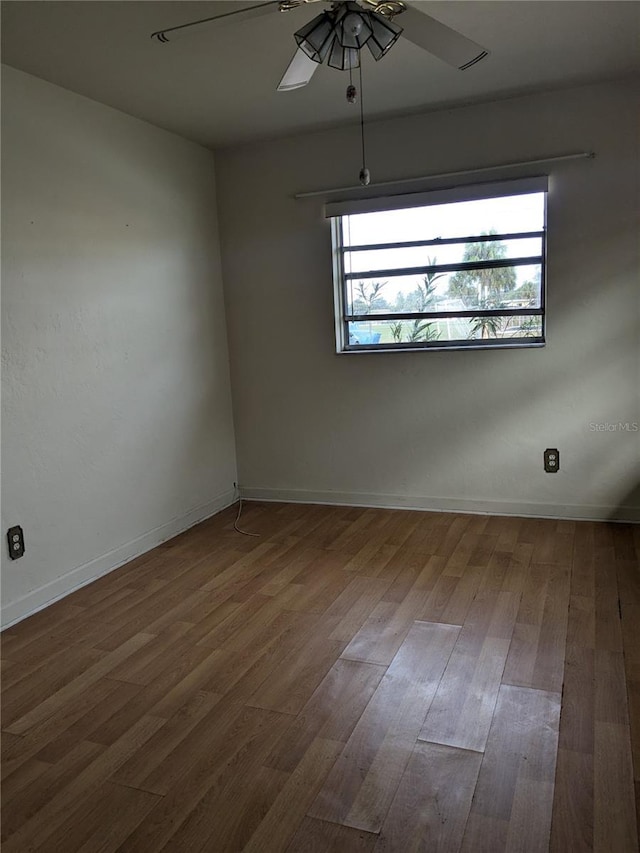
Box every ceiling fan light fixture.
[336,6,373,49]
[327,41,360,71]
[294,1,403,69]
[294,11,336,63]
[365,12,403,60]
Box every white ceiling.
[2,1,639,149]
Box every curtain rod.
[294,151,595,200]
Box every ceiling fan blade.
[151,1,280,43]
[277,49,319,91]
[401,4,489,70]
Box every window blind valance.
[324,175,549,219]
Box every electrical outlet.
[7,526,25,559]
[544,448,560,473]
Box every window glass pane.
[341,193,545,247]
[335,184,546,352]
[344,237,542,275]
[346,265,543,315]
[347,314,543,346]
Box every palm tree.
[449,232,516,308]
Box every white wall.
[216,78,639,521]
[1,67,237,625]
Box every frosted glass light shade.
[294,11,336,63]
[294,2,403,68]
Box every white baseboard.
[1,488,236,630]
[239,487,640,524]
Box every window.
[329,177,547,352]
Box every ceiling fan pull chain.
[358,60,370,186]
[346,57,357,104]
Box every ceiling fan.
[151,1,489,92]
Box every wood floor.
[1,501,638,852]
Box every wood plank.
[550,747,593,852]
[2,632,90,674]
[467,534,499,569]
[0,731,23,764]
[309,621,460,833]
[188,591,275,648]
[110,690,222,790]
[108,621,193,685]
[91,581,184,641]
[612,524,638,561]
[1,714,166,853]
[341,559,442,666]
[34,781,161,853]
[1,645,106,728]
[418,564,482,626]
[628,677,640,782]
[243,737,344,852]
[502,563,570,692]
[153,762,288,852]
[0,602,85,656]
[617,558,640,608]
[380,551,436,602]
[257,545,324,597]
[198,540,277,593]
[484,515,523,550]
[1,674,139,776]
[443,532,495,575]
[379,510,425,549]
[51,642,216,749]
[558,643,594,754]
[5,633,154,735]
[2,742,106,842]
[286,817,378,852]
[0,757,51,808]
[169,611,311,707]
[461,685,561,853]
[419,590,520,752]
[39,686,144,763]
[170,545,253,591]
[375,741,482,852]
[265,658,386,773]
[428,516,471,561]
[326,508,390,555]
[276,562,354,614]
[342,540,401,577]
[478,542,532,594]
[246,628,346,716]
[595,547,624,652]
[566,593,595,649]
[189,616,316,715]
[117,707,291,852]
[327,576,394,642]
[596,648,632,725]
[532,525,575,565]
[594,721,638,852]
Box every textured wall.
[1,67,237,624]
[216,79,639,521]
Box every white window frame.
[328,177,548,353]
